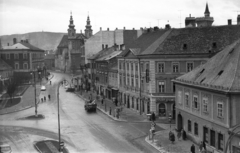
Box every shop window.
[194,122,198,135]
[188,120,191,132]
[158,103,166,117]
[210,130,215,147]
[187,62,193,72]
[218,133,224,151]
[203,127,209,143]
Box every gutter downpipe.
[138,57,142,115]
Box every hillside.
[0,32,66,51]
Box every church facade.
[55,13,92,73]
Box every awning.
[112,88,119,91]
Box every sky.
[0,0,240,36]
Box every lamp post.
[30,71,38,117]
[57,79,64,153]
[169,113,172,130]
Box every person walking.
[44,96,46,102]
[190,144,195,153]
[199,141,203,152]
[202,140,206,151]
[101,98,104,105]
[152,112,156,122]
[177,130,181,140]
[182,129,187,140]
[41,98,43,103]
[48,94,51,101]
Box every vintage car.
[84,99,97,112]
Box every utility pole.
[31,71,37,117]
[179,10,182,28]
[57,80,63,153]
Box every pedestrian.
[101,99,104,105]
[177,130,181,140]
[44,96,46,102]
[182,129,187,140]
[48,94,51,101]
[191,144,195,153]
[41,98,43,103]
[199,141,203,152]
[202,140,206,150]
[50,81,51,85]
[152,112,156,122]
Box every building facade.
[0,59,13,93]
[173,39,240,153]
[0,39,45,83]
[55,13,90,72]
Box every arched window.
[159,103,166,117]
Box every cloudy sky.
[0,0,239,36]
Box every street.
[0,72,159,153]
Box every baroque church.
[55,13,92,72]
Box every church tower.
[68,12,76,39]
[196,3,214,27]
[84,15,93,38]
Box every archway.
[172,104,176,120]
[158,103,166,117]
[177,114,183,130]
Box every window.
[123,63,125,70]
[131,77,134,86]
[23,63,28,69]
[14,53,19,59]
[127,77,129,85]
[185,92,189,106]
[136,78,138,88]
[140,63,143,72]
[187,62,193,72]
[210,130,215,147]
[172,63,179,73]
[123,76,126,85]
[135,64,138,72]
[194,122,198,135]
[119,62,121,69]
[218,133,224,151]
[159,103,166,116]
[203,97,208,112]
[178,91,182,104]
[188,120,191,132]
[183,43,187,49]
[203,127,209,143]
[212,42,217,48]
[131,63,133,71]
[6,54,10,59]
[146,63,149,71]
[120,76,122,86]
[127,63,129,70]
[193,95,198,109]
[217,102,223,118]
[158,63,164,73]
[15,63,19,69]
[23,53,27,59]
[158,81,165,93]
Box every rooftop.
[174,39,240,93]
[2,42,43,51]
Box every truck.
[84,99,97,112]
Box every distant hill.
[0,32,66,51]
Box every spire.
[69,11,75,28]
[68,11,76,38]
[204,2,210,17]
[85,14,93,38]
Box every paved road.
[0,72,158,153]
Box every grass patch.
[5,97,21,108]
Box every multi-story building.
[0,38,45,83]
[55,13,91,72]
[173,39,240,153]
[44,54,55,70]
[0,59,13,93]
[118,20,240,120]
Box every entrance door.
[177,114,183,130]
[159,103,166,117]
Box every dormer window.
[212,42,217,48]
[183,44,187,50]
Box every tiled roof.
[0,59,12,71]
[174,39,240,93]
[154,25,240,54]
[89,46,116,60]
[57,35,68,48]
[3,42,43,51]
[96,51,122,61]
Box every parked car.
[84,100,97,112]
[0,142,12,153]
[66,86,75,92]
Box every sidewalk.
[75,90,205,153]
[0,74,54,115]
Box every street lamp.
[169,113,172,130]
[30,71,38,117]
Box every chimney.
[100,27,102,31]
[107,28,109,31]
[102,44,104,50]
[123,27,125,30]
[13,38,17,44]
[228,19,232,25]
[133,28,135,30]
[116,28,118,30]
[190,14,191,17]
[237,15,240,25]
